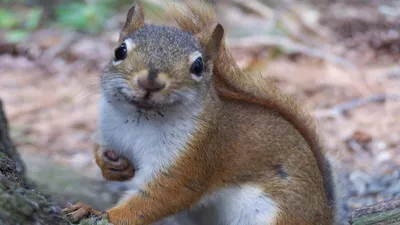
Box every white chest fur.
[98,97,201,192]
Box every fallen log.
[349,198,400,225]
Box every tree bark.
[349,199,400,225]
[0,99,25,176]
[0,99,69,225]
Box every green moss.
[0,175,69,225]
[0,152,7,158]
[78,217,113,225]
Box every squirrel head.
[102,2,224,111]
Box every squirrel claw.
[63,202,101,223]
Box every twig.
[227,36,355,68]
[1,32,81,75]
[41,32,81,60]
[347,140,367,154]
[0,41,36,60]
[349,198,400,225]
[330,94,398,114]
[314,94,400,118]
[232,0,274,19]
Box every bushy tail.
[171,0,324,175]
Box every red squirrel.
[64,1,339,224]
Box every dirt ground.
[1,0,400,223]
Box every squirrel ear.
[119,2,145,41]
[197,23,224,58]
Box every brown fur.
[172,0,336,217]
[65,1,336,224]
[102,89,331,224]
[172,0,326,189]
[119,3,145,41]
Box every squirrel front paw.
[94,145,135,181]
[63,202,105,223]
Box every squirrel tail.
[171,1,338,220]
[171,0,325,175]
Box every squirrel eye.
[190,57,204,76]
[114,43,127,61]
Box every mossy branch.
[349,199,400,225]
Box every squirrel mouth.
[133,101,158,110]
[119,91,159,109]
[119,91,175,110]
[127,99,160,110]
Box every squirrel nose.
[137,78,165,92]
[136,69,166,92]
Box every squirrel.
[63,1,340,225]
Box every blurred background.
[1,0,400,223]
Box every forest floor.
[1,0,400,223]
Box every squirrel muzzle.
[119,68,172,110]
[136,69,167,93]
